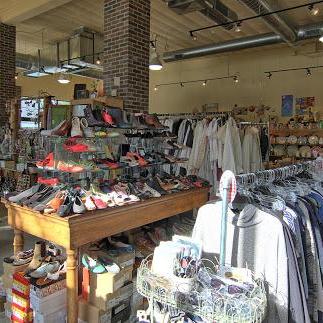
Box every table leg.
[67,249,78,323]
[13,229,24,255]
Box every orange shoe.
[44,191,65,214]
[126,152,148,166]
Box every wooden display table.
[2,187,209,323]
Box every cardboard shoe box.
[89,265,133,296]
[30,288,66,314]
[78,298,111,323]
[33,307,66,323]
[30,276,66,298]
[89,282,133,311]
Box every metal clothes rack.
[236,160,322,187]
[157,111,231,118]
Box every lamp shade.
[149,50,163,71]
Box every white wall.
[149,41,323,118]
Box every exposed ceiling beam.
[0,0,73,24]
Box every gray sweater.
[192,202,288,323]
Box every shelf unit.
[70,96,123,109]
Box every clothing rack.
[236,160,322,186]
[238,122,269,126]
[157,111,231,118]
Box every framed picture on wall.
[281,95,294,117]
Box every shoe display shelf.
[2,186,209,323]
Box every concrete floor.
[0,217,38,275]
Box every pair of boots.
[24,241,46,274]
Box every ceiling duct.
[166,0,238,30]
[163,22,323,62]
[238,0,296,44]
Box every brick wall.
[103,0,150,112]
[0,23,16,125]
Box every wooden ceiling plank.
[1,0,73,24]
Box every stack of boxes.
[79,249,141,323]
[29,275,66,323]
[2,261,29,321]
[11,272,32,322]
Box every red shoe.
[36,152,55,170]
[102,110,115,126]
[92,196,108,209]
[37,177,60,186]
[57,161,84,173]
[63,138,89,153]
[127,152,148,166]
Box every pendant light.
[149,36,163,71]
[57,73,71,84]
[149,48,163,71]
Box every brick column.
[103,0,150,112]
[0,23,16,125]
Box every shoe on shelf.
[63,137,91,153]
[8,184,41,203]
[80,118,95,138]
[143,114,165,129]
[23,186,53,207]
[91,196,108,209]
[102,109,116,127]
[147,178,167,195]
[127,152,148,166]
[84,105,105,127]
[106,107,130,128]
[25,241,46,274]
[57,194,74,217]
[82,254,120,274]
[36,152,55,170]
[143,183,161,197]
[44,191,66,214]
[73,196,86,214]
[37,177,60,186]
[57,161,85,173]
[70,117,83,137]
[41,120,66,136]
[4,249,34,266]
[33,189,60,212]
[84,195,96,211]
[29,261,61,279]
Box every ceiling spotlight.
[266,72,272,79]
[319,35,323,43]
[202,80,207,86]
[15,73,18,80]
[306,68,312,76]
[180,82,184,88]
[234,22,242,33]
[149,48,163,71]
[154,86,158,91]
[96,56,101,65]
[190,31,197,41]
[233,75,239,83]
[309,4,319,16]
[57,73,71,84]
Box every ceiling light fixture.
[234,22,242,33]
[154,86,158,91]
[15,73,18,80]
[319,35,323,42]
[96,56,101,65]
[233,75,239,83]
[190,31,197,41]
[180,82,184,87]
[202,80,207,86]
[57,73,71,84]
[267,72,272,79]
[149,48,163,71]
[306,68,312,76]
[309,4,319,15]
